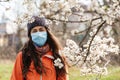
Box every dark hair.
[21,16,66,80]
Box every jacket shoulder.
[16,51,22,59]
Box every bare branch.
[74,17,102,34]
[78,17,102,47]
[71,20,106,67]
[47,16,102,23]
[47,17,88,23]
[84,20,106,62]
[79,25,91,47]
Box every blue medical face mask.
[31,31,47,47]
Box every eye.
[32,29,37,33]
[39,28,46,32]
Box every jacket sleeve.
[10,52,23,80]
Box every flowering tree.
[0,0,120,78]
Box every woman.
[10,16,67,80]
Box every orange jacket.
[10,51,67,80]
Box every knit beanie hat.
[27,16,48,37]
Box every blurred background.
[0,0,120,80]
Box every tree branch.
[74,17,102,35]
[84,20,106,62]
[78,17,102,47]
[71,20,106,67]
[79,25,91,47]
[47,16,102,23]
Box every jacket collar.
[42,51,54,59]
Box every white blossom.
[60,28,119,75]
[54,58,64,69]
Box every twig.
[79,25,91,47]
[73,13,102,20]
[71,20,93,67]
[74,24,100,34]
[47,17,88,23]
[71,20,106,67]
[47,16,102,23]
[78,17,102,46]
[84,20,106,62]
[74,17,102,34]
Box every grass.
[0,61,120,80]
[0,61,13,80]
[69,66,120,80]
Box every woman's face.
[30,26,47,46]
[31,26,46,34]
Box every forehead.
[32,26,45,29]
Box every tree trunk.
[15,26,23,53]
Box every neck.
[35,43,50,54]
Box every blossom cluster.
[60,39,82,66]
[4,0,120,27]
[54,58,64,69]
[90,0,120,25]
[81,35,119,75]
[60,30,119,75]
